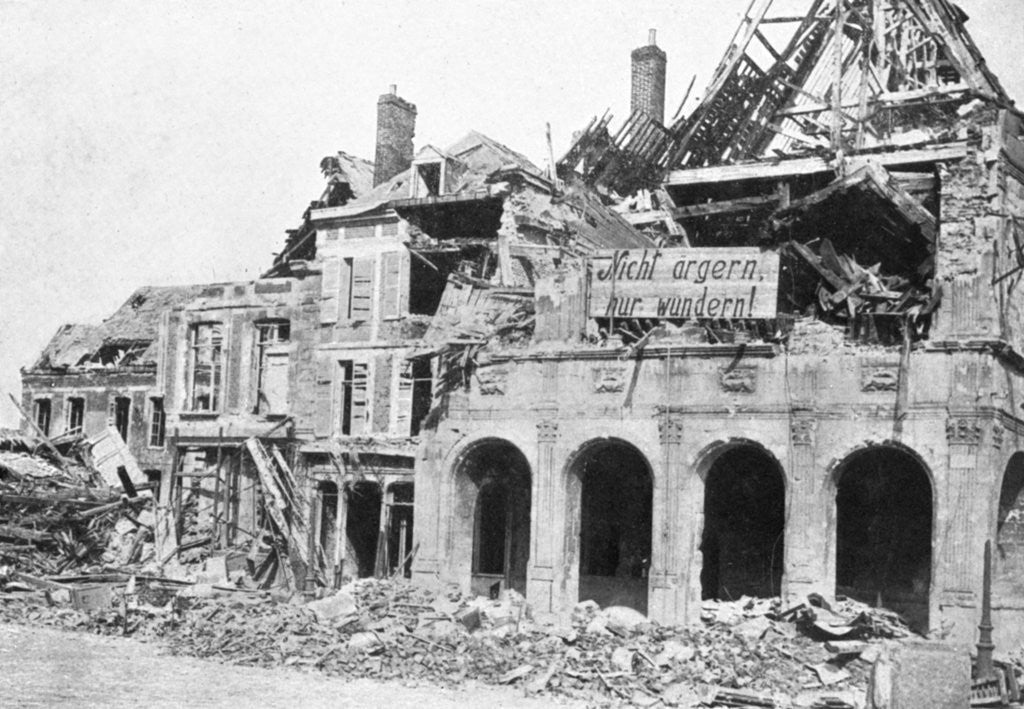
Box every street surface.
[0,624,581,708]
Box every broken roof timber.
[663,141,968,187]
[773,163,937,243]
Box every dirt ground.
[0,623,584,709]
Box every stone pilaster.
[527,420,560,615]
[783,416,830,601]
[647,415,684,621]
[937,411,983,639]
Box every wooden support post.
[396,514,408,578]
[335,481,348,588]
[831,0,848,156]
[373,484,392,578]
[212,427,223,551]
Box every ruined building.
[20,285,206,479]
[410,0,1024,652]
[17,0,1024,655]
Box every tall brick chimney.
[373,85,417,186]
[631,29,667,124]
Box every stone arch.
[695,439,786,600]
[832,443,933,632]
[564,437,653,613]
[449,437,532,597]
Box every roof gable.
[670,0,1009,167]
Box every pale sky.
[1,0,1022,427]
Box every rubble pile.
[0,570,952,707]
[0,444,155,577]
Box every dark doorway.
[386,483,414,578]
[701,445,785,600]
[836,446,932,631]
[458,440,531,597]
[574,440,652,613]
[345,481,382,579]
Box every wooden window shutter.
[350,363,370,435]
[313,358,334,437]
[399,249,410,316]
[320,258,341,324]
[350,258,374,321]
[382,252,402,319]
[394,360,413,436]
[339,257,353,319]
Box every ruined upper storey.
[519,0,1024,358]
[562,0,1011,197]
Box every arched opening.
[571,440,653,614]
[701,444,785,600]
[995,453,1024,601]
[835,446,932,631]
[455,440,531,597]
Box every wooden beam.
[664,141,967,186]
[671,194,780,219]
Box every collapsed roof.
[561,0,1011,195]
[29,285,207,371]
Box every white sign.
[588,248,779,319]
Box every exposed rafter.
[559,0,1010,195]
[670,0,1008,168]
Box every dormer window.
[409,146,451,198]
[416,162,442,196]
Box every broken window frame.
[393,358,433,437]
[33,398,51,437]
[187,322,224,413]
[65,396,85,435]
[148,396,166,448]
[337,359,369,436]
[253,320,291,416]
[108,394,131,443]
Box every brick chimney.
[373,85,417,186]
[631,29,666,124]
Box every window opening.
[188,323,224,411]
[338,360,369,435]
[33,399,51,437]
[254,321,290,415]
[149,397,166,447]
[66,397,85,435]
[110,396,131,443]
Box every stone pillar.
[527,420,560,617]
[936,415,983,641]
[410,438,445,587]
[783,416,832,601]
[648,415,686,622]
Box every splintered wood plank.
[671,194,780,219]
